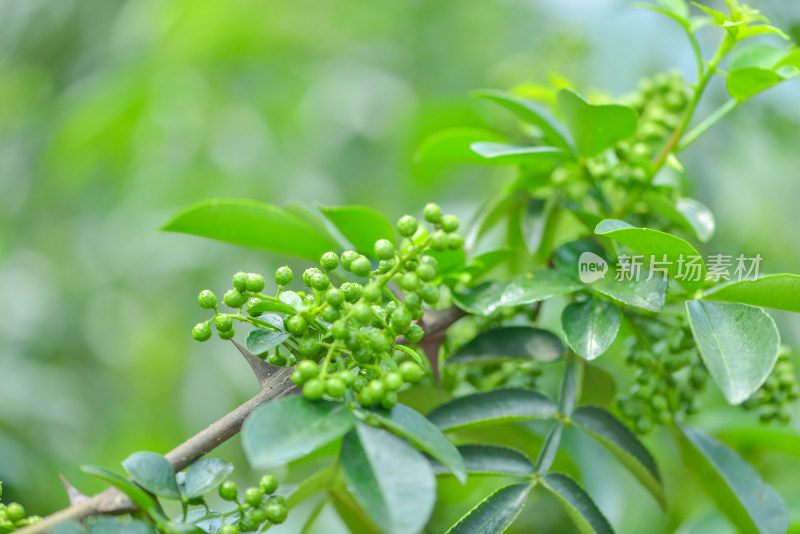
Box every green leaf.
[287,468,336,509]
[561,298,621,361]
[692,2,729,25]
[51,521,85,534]
[542,473,614,534]
[473,89,572,150]
[500,270,584,307]
[242,397,354,468]
[426,388,557,431]
[319,205,395,258]
[393,344,425,366]
[245,328,291,356]
[595,219,706,292]
[80,465,167,523]
[727,67,797,102]
[452,281,505,316]
[701,274,800,312]
[462,249,515,280]
[673,424,789,534]
[557,89,637,157]
[88,519,157,534]
[449,326,564,365]
[181,458,233,500]
[445,483,531,534]
[570,406,665,510]
[369,404,466,484]
[730,44,788,70]
[415,128,508,165]
[340,422,436,534]
[244,299,295,316]
[161,199,340,261]
[122,452,181,500]
[686,300,781,405]
[470,142,569,165]
[645,194,715,243]
[655,0,689,19]
[432,444,534,477]
[577,364,617,406]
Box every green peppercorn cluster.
[216,475,286,532]
[616,326,708,435]
[191,204,463,409]
[463,361,543,390]
[0,482,41,531]
[742,352,799,424]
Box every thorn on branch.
[230,339,281,390]
[59,474,89,506]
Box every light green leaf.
[426,388,557,431]
[577,364,617,407]
[730,44,788,70]
[646,194,715,243]
[80,465,168,524]
[452,281,505,316]
[656,0,689,19]
[51,521,85,534]
[181,458,234,500]
[727,67,797,102]
[595,219,706,292]
[286,468,336,509]
[369,404,467,484]
[542,473,614,534]
[122,452,181,500]
[470,142,569,165]
[88,519,157,534]
[445,483,531,534]
[701,274,800,312]
[415,128,508,165]
[242,397,354,468]
[449,326,564,365]
[473,89,572,150]
[319,205,395,258]
[462,249,515,280]
[685,300,780,405]
[161,199,340,261]
[561,298,620,361]
[432,445,534,478]
[500,270,584,307]
[673,424,789,534]
[245,328,290,356]
[557,89,637,157]
[245,298,295,316]
[340,422,436,534]
[571,406,665,510]
[393,344,425,366]
[692,3,729,25]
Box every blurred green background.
[1,0,800,532]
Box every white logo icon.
[578,252,608,283]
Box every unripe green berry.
[338,371,356,387]
[353,376,368,392]
[215,314,234,332]
[353,302,373,323]
[302,267,322,287]
[244,487,264,507]
[321,306,340,322]
[268,495,286,506]
[353,348,373,364]
[247,507,268,524]
[423,203,443,223]
[650,395,668,412]
[400,361,424,383]
[303,378,325,401]
[309,272,330,291]
[219,525,239,534]
[238,517,259,532]
[219,481,238,501]
[298,360,319,379]
[198,290,217,309]
[291,370,306,386]
[441,215,460,233]
[397,215,419,237]
[358,388,376,406]
[381,391,398,409]
[385,372,403,391]
[224,289,248,308]
[331,320,350,339]
[265,503,288,524]
[269,351,288,366]
[320,251,339,272]
[404,292,422,310]
[246,273,266,292]
[350,257,372,277]
[275,266,293,286]
[218,327,235,340]
[363,284,381,302]
[285,315,309,335]
[341,282,363,303]
[399,272,419,292]
[419,283,439,304]
[391,307,413,333]
[325,288,345,308]
[233,271,249,291]
[448,233,464,250]
[429,230,449,251]
[635,415,653,435]
[377,259,395,274]
[245,298,263,317]
[341,250,359,271]
[298,337,321,357]
[417,263,437,282]
[405,324,424,344]
[374,239,395,260]
[192,322,212,342]
[367,379,386,400]
[367,330,390,353]
[326,377,347,397]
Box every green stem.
[675,98,739,152]
[534,356,578,473]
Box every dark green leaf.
[369,404,466,483]
[445,483,531,534]
[542,473,614,534]
[242,397,354,468]
[449,326,564,365]
[415,128,508,165]
[432,444,533,477]
[181,458,234,500]
[470,142,569,165]
[473,89,572,150]
[51,521,85,534]
[122,452,181,500]
[462,249,515,280]
[673,424,788,534]
[161,199,340,261]
[245,328,291,356]
[595,219,706,292]
[88,518,157,534]
[686,300,781,405]
[571,406,665,509]
[561,298,620,361]
[701,274,800,313]
[557,89,637,157]
[80,465,167,523]
[340,422,436,534]
[645,194,715,243]
[429,248,467,274]
[452,281,505,316]
[319,205,395,258]
[427,388,557,431]
[500,270,583,307]
[577,364,617,407]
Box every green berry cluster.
[0,483,41,531]
[217,475,286,532]
[616,327,708,435]
[742,352,798,424]
[191,204,463,409]
[463,361,543,390]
